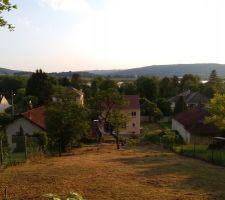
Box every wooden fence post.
[24,135,28,160]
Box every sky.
[0,0,225,72]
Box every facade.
[6,106,45,151]
[169,90,209,111]
[71,88,84,106]
[0,95,11,113]
[172,108,220,144]
[122,95,140,135]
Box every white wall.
[172,118,191,143]
[6,118,42,152]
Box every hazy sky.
[1,0,225,72]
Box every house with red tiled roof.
[6,106,45,152]
[172,107,221,144]
[122,95,140,135]
[100,95,140,136]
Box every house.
[122,95,140,135]
[6,106,45,152]
[0,95,11,113]
[53,87,84,106]
[169,90,209,111]
[101,95,141,136]
[172,107,221,144]
[71,87,84,106]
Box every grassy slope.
[1,144,225,200]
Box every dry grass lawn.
[1,144,225,200]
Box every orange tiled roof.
[21,106,46,129]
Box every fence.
[141,129,225,166]
[0,135,42,166]
[173,142,225,166]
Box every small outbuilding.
[172,108,221,144]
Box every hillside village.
[0,68,225,199]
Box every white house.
[172,108,221,144]
[6,106,45,152]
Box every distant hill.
[2,63,225,78]
[87,70,121,75]
[0,67,20,75]
[108,63,225,78]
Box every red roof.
[21,106,46,130]
[125,95,140,109]
[174,108,220,136]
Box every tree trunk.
[109,129,120,149]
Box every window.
[131,112,136,117]
[132,123,135,127]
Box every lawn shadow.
[110,149,225,199]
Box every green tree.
[58,76,71,87]
[0,113,13,126]
[136,76,159,101]
[156,98,172,116]
[71,73,82,89]
[26,69,54,104]
[202,70,225,98]
[209,69,219,82]
[33,131,49,152]
[45,92,89,156]
[174,96,187,114]
[159,77,172,98]
[88,88,128,149]
[170,76,180,96]
[119,82,137,95]
[108,110,129,149]
[180,74,200,92]
[0,76,27,96]
[99,78,118,91]
[0,0,17,31]
[205,93,225,130]
[90,77,103,96]
[140,98,163,122]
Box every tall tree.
[119,82,137,95]
[159,77,171,98]
[140,98,163,122]
[205,93,225,130]
[136,76,159,101]
[88,88,128,149]
[180,74,201,92]
[0,0,17,31]
[71,73,82,89]
[202,70,225,98]
[156,98,172,116]
[99,78,118,91]
[209,69,219,83]
[45,91,89,156]
[26,69,53,104]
